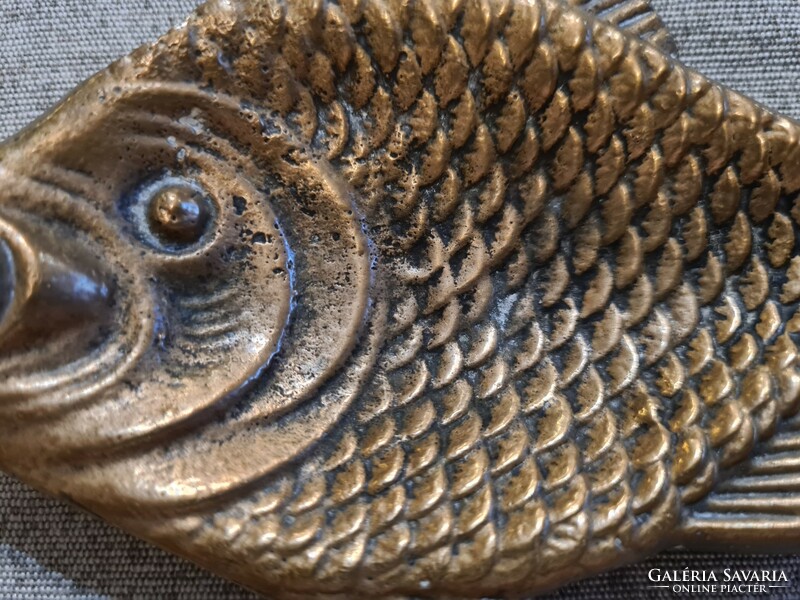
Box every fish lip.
[0,214,39,342]
[0,239,9,328]
[0,238,14,330]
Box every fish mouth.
[0,178,140,417]
[0,211,114,347]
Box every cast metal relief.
[1,0,800,597]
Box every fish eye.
[147,184,212,244]
[125,177,217,253]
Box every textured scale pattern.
[1,0,800,598]
[132,0,800,593]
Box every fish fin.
[567,0,679,55]
[680,411,800,552]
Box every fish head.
[0,23,373,473]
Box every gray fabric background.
[0,0,799,598]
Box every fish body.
[1,0,800,597]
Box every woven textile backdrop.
[1,0,799,598]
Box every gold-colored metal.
[2,0,800,597]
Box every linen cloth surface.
[0,0,799,598]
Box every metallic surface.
[2,0,800,597]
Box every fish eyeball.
[147,184,212,244]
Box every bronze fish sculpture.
[2,0,800,597]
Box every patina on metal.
[1,0,800,597]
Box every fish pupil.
[147,184,211,244]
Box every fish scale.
[115,0,800,594]
[1,0,800,598]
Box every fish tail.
[681,407,800,551]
